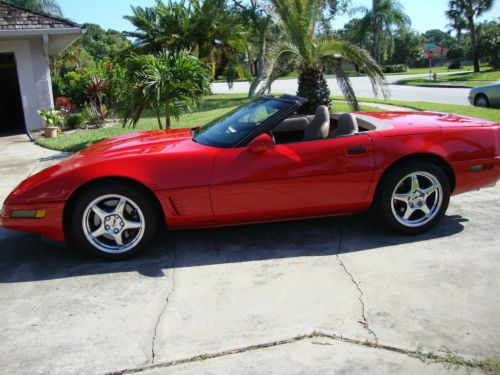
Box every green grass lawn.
[397,69,500,88]
[36,94,383,152]
[333,96,500,123]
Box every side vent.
[168,196,181,216]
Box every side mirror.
[190,127,199,136]
[247,133,275,153]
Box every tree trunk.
[468,15,480,73]
[165,101,171,129]
[371,0,379,63]
[155,108,164,129]
[297,65,331,115]
[248,16,271,97]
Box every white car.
[469,83,500,108]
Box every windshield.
[193,98,291,147]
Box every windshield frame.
[192,95,306,148]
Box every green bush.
[65,113,85,129]
[382,64,409,73]
[448,62,462,69]
[58,69,94,106]
[53,62,127,110]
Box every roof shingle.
[0,1,81,31]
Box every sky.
[58,0,500,34]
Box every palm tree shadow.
[0,212,468,284]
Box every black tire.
[375,161,451,234]
[474,94,490,108]
[69,183,159,260]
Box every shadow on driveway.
[0,212,468,284]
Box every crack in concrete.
[107,331,484,375]
[150,243,177,365]
[335,221,378,343]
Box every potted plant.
[38,108,62,138]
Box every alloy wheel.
[82,194,145,253]
[390,171,443,228]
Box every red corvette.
[1,95,499,259]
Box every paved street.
[0,134,499,374]
[212,73,472,106]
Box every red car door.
[210,134,375,223]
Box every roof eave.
[0,27,85,37]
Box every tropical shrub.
[65,113,85,129]
[382,64,408,73]
[83,103,109,128]
[124,0,251,86]
[56,68,94,106]
[122,50,212,129]
[100,62,128,112]
[53,62,127,111]
[85,76,108,117]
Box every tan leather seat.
[303,105,330,140]
[334,113,359,137]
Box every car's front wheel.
[474,94,490,108]
[70,184,159,259]
[376,162,450,234]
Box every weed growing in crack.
[191,354,211,362]
[410,345,500,374]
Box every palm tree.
[122,50,211,129]
[188,0,251,84]
[445,4,468,43]
[124,0,250,86]
[5,0,62,15]
[263,0,388,114]
[446,0,494,72]
[124,0,192,54]
[351,0,410,64]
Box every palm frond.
[319,40,389,99]
[332,60,359,111]
[259,41,302,96]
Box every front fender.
[6,149,219,205]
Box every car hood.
[78,128,194,157]
[5,128,214,204]
[471,83,499,93]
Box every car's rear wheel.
[474,94,490,108]
[376,161,450,234]
[70,184,159,259]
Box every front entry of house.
[0,53,25,134]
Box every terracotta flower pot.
[44,127,58,138]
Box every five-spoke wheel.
[83,195,145,253]
[69,183,159,259]
[391,172,443,227]
[376,161,450,234]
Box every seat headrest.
[304,105,330,140]
[314,105,329,120]
[334,113,359,137]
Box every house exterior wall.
[0,37,53,131]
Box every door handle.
[347,146,366,155]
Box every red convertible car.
[1,95,499,259]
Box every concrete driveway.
[212,73,472,106]
[0,134,499,374]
